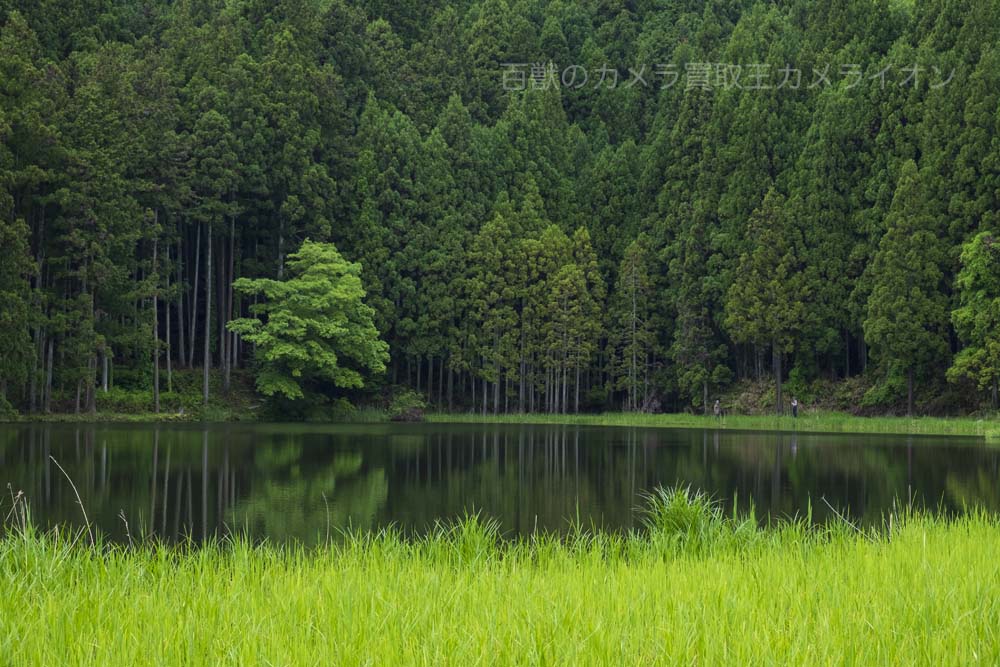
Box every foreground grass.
[3,490,999,665]
[428,410,1000,438]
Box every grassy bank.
[11,404,1000,439]
[427,410,1000,438]
[2,489,998,665]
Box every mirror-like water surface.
[1,422,997,544]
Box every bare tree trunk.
[844,329,851,378]
[630,270,637,412]
[29,327,40,412]
[224,215,235,394]
[152,229,160,414]
[992,376,998,412]
[165,251,172,394]
[88,358,97,414]
[44,339,53,413]
[427,356,434,406]
[217,234,226,394]
[703,378,709,416]
[203,222,212,406]
[447,361,453,412]
[176,236,186,368]
[907,366,914,417]
[188,223,201,368]
[773,342,783,416]
[575,365,580,414]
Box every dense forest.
[1,0,999,418]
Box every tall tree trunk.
[217,234,226,394]
[176,236,186,368]
[427,356,434,406]
[907,366,914,417]
[165,252,172,395]
[152,230,160,414]
[44,339,53,413]
[630,270,637,412]
[773,341,783,416]
[224,214,235,393]
[29,327,40,412]
[844,329,851,378]
[188,223,201,368]
[447,361,453,412]
[703,378,709,416]
[575,365,580,414]
[992,376,998,412]
[203,222,212,406]
[860,329,867,373]
[493,333,500,416]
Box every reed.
[2,489,998,665]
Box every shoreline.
[5,408,999,438]
[425,411,1000,438]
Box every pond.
[1,422,997,544]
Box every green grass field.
[427,410,1000,438]
[3,489,998,665]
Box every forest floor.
[3,490,998,665]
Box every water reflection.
[0,423,997,544]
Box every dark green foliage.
[0,0,996,417]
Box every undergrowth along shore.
[3,488,999,665]
[427,410,1000,438]
[9,408,1000,439]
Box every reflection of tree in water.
[382,427,649,535]
[225,438,388,544]
[946,467,1000,513]
[1,423,998,543]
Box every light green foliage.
[949,232,1000,401]
[228,240,389,400]
[3,508,1000,664]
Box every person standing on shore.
[713,399,721,419]
[791,397,799,418]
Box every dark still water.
[1,422,998,544]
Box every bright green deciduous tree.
[948,231,1000,409]
[228,240,389,401]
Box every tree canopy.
[228,240,388,401]
[1,0,999,417]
